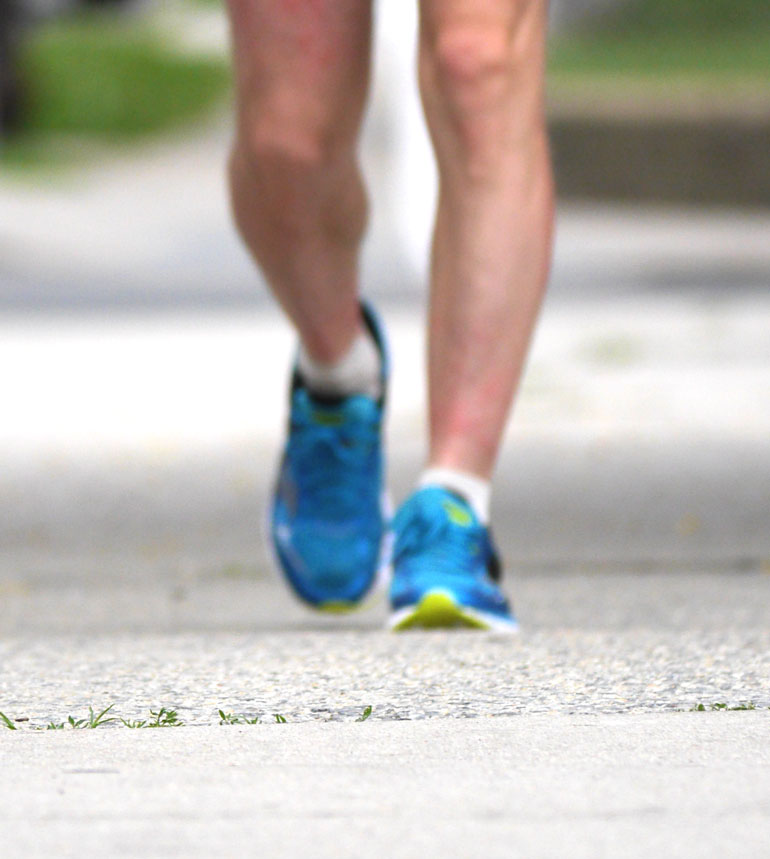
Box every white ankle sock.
[298,328,381,399]
[418,467,491,525]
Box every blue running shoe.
[388,487,517,632]
[271,303,389,611]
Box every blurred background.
[0,0,768,633]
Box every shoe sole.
[388,589,518,633]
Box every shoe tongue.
[414,487,477,529]
[297,390,378,425]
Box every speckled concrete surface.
[2,571,769,726]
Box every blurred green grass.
[548,30,770,84]
[598,0,770,36]
[549,0,770,85]
[1,12,230,170]
[4,1,767,174]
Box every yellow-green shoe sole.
[389,590,516,632]
[317,600,363,615]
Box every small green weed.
[148,708,184,728]
[59,704,117,729]
[120,718,148,729]
[87,704,118,728]
[0,711,18,730]
[218,710,260,725]
[121,707,184,728]
[691,702,762,712]
[3,703,387,729]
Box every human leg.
[389,0,553,630]
[226,1,389,610]
[226,0,374,361]
[419,0,554,479]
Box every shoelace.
[291,416,379,518]
[394,498,487,580]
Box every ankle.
[298,324,381,400]
[418,467,491,525]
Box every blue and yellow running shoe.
[270,303,389,611]
[388,487,517,632]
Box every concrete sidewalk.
[3,714,769,859]
[1,297,768,616]
[3,565,769,857]
[1,320,769,859]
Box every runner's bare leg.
[225,0,373,361]
[419,0,554,478]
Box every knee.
[233,97,350,184]
[228,92,368,243]
[421,9,545,161]
[425,25,516,111]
